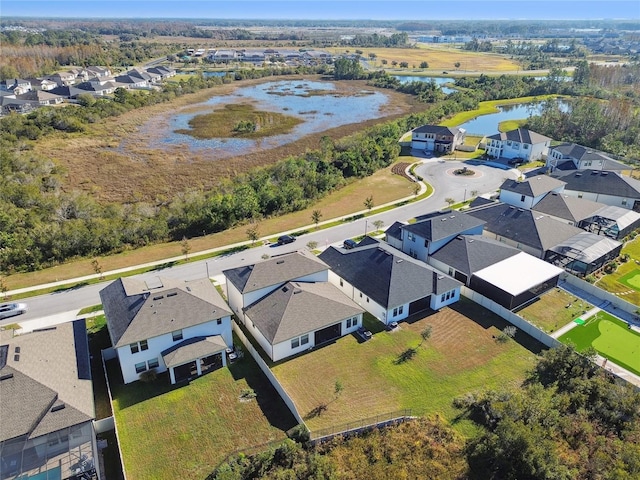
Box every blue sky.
[2,1,639,20]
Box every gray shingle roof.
[100,276,232,348]
[223,251,328,294]
[549,143,630,171]
[401,211,485,243]
[161,335,227,368]
[244,281,363,344]
[500,175,566,198]
[412,125,461,136]
[553,170,640,198]
[467,203,583,252]
[0,320,94,442]
[385,221,405,241]
[532,192,604,223]
[487,128,551,145]
[430,235,520,276]
[318,239,461,309]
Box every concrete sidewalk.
[551,307,601,339]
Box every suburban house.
[498,175,567,210]
[467,202,622,275]
[146,65,176,80]
[551,170,640,211]
[428,234,564,309]
[16,90,65,106]
[546,142,631,173]
[209,50,237,62]
[532,192,640,239]
[243,281,364,361]
[485,128,551,161]
[85,66,112,78]
[47,71,77,87]
[391,211,485,262]
[318,238,462,325]
[100,276,233,385]
[224,252,366,361]
[1,79,32,95]
[223,251,329,322]
[0,321,97,480]
[410,125,466,153]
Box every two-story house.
[411,125,466,153]
[498,175,567,210]
[100,276,233,385]
[485,128,551,161]
[546,143,630,173]
[552,170,640,211]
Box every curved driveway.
[6,159,519,325]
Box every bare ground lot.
[35,75,423,204]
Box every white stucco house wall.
[498,175,567,210]
[411,125,466,153]
[486,128,551,161]
[100,276,233,385]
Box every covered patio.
[161,336,228,384]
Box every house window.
[352,317,359,327]
[301,334,309,345]
[140,340,148,351]
[578,193,583,198]
[523,144,529,149]
[291,337,300,349]
[441,294,446,302]
[424,239,429,247]
[172,330,183,341]
[340,279,344,287]
[520,195,525,202]
[130,343,139,354]
[135,362,147,374]
[622,199,628,206]
[359,292,363,298]
[366,297,370,303]
[407,232,416,242]
[217,319,222,325]
[148,358,159,369]
[130,340,148,354]
[347,317,353,328]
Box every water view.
[142,80,390,157]
[392,75,457,94]
[458,101,569,135]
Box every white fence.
[101,349,128,480]
[461,286,561,348]
[232,322,307,427]
[563,274,639,315]
[94,417,114,434]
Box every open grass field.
[595,236,640,306]
[4,159,416,291]
[558,311,640,376]
[326,45,521,73]
[110,340,297,480]
[516,287,594,334]
[271,298,544,436]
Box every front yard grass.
[516,287,594,334]
[110,340,297,480]
[271,298,544,437]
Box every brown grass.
[34,75,421,204]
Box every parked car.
[0,303,27,320]
[343,239,358,250]
[277,235,296,245]
[508,158,524,166]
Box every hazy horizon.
[2,0,639,21]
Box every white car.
[0,302,27,320]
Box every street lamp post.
[206,261,210,279]
[364,219,368,237]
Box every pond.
[392,75,457,94]
[458,101,570,135]
[138,80,390,158]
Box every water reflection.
[458,101,569,135]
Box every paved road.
[2,158,518,326]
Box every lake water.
[145,80,390,157]
[392,75,456,94]
[458,101,569,135]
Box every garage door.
[409,296,431,315]
[314,322,342,346]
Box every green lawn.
[558,311,640,375]
[271,298,544,437]
[595,236,640,305]
[110,340,297,480]
[516,288,594,334]
[618,268,640,290]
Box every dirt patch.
[37,75,422,204]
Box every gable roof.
[532,192,604,223]
[500,175,566,198]
[486,128,551,145]
[412,124,461,136]
[553,170,640,199]
[318,238,461,309]
[223,251,328,294]
[100,276,231,348]
[0,320,94,442]
[384,221,406,242]
[244,281,363,344]
[401,211,485,243]
[430,235,520,276]
[467,203,583,252]
[549,143,630,171]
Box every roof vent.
[437,275,444,280]
[293,289,302,294]
[51,403,66,413]
[602,172,609,176]
[0,373,14,381]
[396,259,404,263]
[450,215,455,218]
[518,208,524,212]
[575,173,582,177]
[166,292,177,297]
[509,206,515,209]
[282,286,289,292]
[276,260,285,265]
[186,286,191,292]
[441,218,447,221]
[153,295,164,301]
[14,346,20,353]
[13,354,19,361]
[468,239,474,243]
